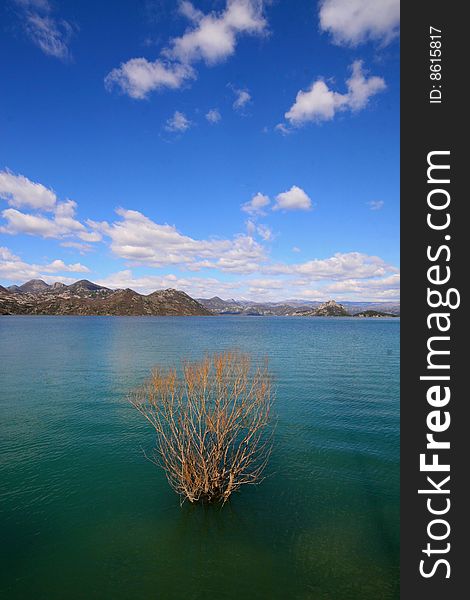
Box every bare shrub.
[130,351,274,504]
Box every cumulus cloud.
[231,87,252,111]
[323,273,400,299]
[242,187,311,215]
[89,208,266,273]
[205,108,222,123]
[368,200,384,210]
[0,170,101,243]
[267,251,396,280]
[165,111,192,132]
[105,1,266,99]
[319,0,400,46]
[166,0,266,65]
[244,220,273,242]
[284,61,386,125]
[256,224,273,241]
[0,170,57,210]
[241,192,270,216]
[0,246,89,282]
[14,0,75,60]
[1,200,101,242]
[286,80,346,124]
[346,61,387,111]
[104,59,194,100]
[273,186,312,211]
[43,259,90,273]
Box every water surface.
[0,316,399,599]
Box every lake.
[0,316,399,599]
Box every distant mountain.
[297,300,350,317]
[18,279,50,294]
[201,296,242,312]
[198,297,400,317]
[0,280,211,316]
[66,280,111,294]
[197,297,309,316]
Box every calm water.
[0,316,399,599]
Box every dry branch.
[130,351,274,504]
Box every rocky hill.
[0,279,211,316]
[294,300,350,317]
[198,297,313,316]
[16,279,51,294]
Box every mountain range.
[0,280,400,317]
[197,296,400,317]
[0,279,211,316]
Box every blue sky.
[0,0,400,301]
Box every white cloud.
[90,208,266,273]
[91,267,399,302]
[275,123,291,136]
[43,259,90,273]
[245,220,273,243]
[105,1,266,100]
[24,13,73,59]
[245,219,256,235]
[286,80,346,124]
[319,0,400,46]
[178,1,204,22]
[256,224,273,241]
[241,192,270,216]
[346,61,387,111]
[104,59,194,100]
[267,252,396,280]
[165,111,192,132]
[246,278,284,295]
[95,269,244,298]
[285,61,386,125]
[273,186,312,211]
[322,273,400,300]
[0,246,89,282]
[1,200,101,242]
[0,171,101,243]
[60,241,93,253]
[15,0,74,60]
[292,246,301,253]
[368,200,384,210]
[0,170,57,210]
[166,1,266,65]
[232,87,251,111]
[206,108,222,123]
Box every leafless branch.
[130,351,274,504]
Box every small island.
[353,309,398,318]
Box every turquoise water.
[0,316,399,599]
